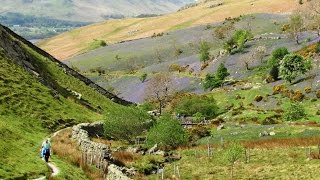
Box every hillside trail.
[33,128,68,180]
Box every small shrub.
[284,102,306,121]
[262,117,277,125]
[224,142,244,180]
[291,90,305,101]
[254,95,263,102]
[273,84,286,95]
[304,87,312,94]
[187,126,210,142]
[316,110,320,116]
[311,98,317,102]
[169,64,185,72]
[140,73,148,83]
[316,90,320,98]
[265,75,275,83]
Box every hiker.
[40,139,51,162]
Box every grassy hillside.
[38,0,298,60]
[65,13,319,103]
[0,25,137,179]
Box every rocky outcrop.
[0,24,133,106]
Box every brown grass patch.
[112,151,139,165]
[52,128,102,179]
[243,137,320,149]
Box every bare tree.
[305,0,320,37]
[289,11,304,44]
[240,53,254,71]
[147,73,174,115]
[154,47,163,63]
[253,46,267,63]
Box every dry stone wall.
[72,122,132,180]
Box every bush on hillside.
[140,73,148,82]
[199,41,210,63]
[174,95,219,119]
[224,29,253,54]
[284,102,306,121]
[279,54,308,83]
[187,125,210,142]
[104,107,152,143]
[203,63,230,90]
[290,90,305,101]
[268,47,289,80]
[146,115,188,149]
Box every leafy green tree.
[203,63,230,90]
[224,143,244,180]
[175,95,219,119]
[203,74,221,90]
[104,107,152,143]
[216,63,230,81]
[224,29,253,53]
[268,47,289,80]
[199,41,210,63]
[146,115,187,148]
[233,30,253,52]
[279,54,308,83]
[284,102,306,121]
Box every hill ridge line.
[0,24,133,106]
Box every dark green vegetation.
[0,25,137,179]
[146,115,188,148]
[104,107,152,142]
[174,95,219,119]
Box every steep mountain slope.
[0,0,194,22]
[0,24,135,179]
[38,0,298,60]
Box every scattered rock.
[107,164,132,180]
[126,147,140,154]
[147,144,158,155]
[154,150,166,157]
[269,132,276,136]
[217,124,225,130]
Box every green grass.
[148,146,320,179]
[197,124,320,145]
[51,157,89,180]
[0,115,48,179]
[0,28,140,179]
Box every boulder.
[147,144,158,155]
